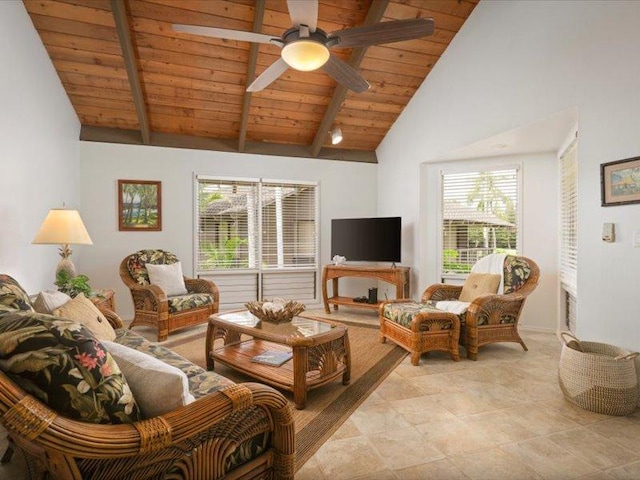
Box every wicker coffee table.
[206,310,351,409]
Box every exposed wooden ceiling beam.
[310,0,389,157]
[111,0,150,145]
[80,126,377,163]
[238,0,266,152]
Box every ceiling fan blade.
[173,24,277,44]
[247,58,289,92]
[321,55,369,93]
[287,0,318,32]
[330,18,434,48]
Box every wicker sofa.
[0,275,294,480]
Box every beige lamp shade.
[32,209,93,246]
[32,209,93,280]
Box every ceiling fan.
[173,0,434,93]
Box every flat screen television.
[331,217,401,263]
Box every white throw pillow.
[146,262,188,296]
[33,290,72,314]
[101,340,195,418]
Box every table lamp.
[32,208,93,279]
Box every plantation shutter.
[195,176,259,271]
[261,180,319,269]
[559,139,578,297]
[441,168,519,276]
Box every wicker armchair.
[120,249,219,341]
[423,254,540,360]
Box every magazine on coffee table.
[251,350,293,367]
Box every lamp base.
[55,257,77,280]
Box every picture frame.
[601,156,640,207]
[118,180,162,231]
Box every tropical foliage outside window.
[441,168,519,275]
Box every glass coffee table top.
[215,310,335,338]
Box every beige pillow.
[459,273,501,302]
[146,261,188,296]
[101,340,195,418]
[33,290,71,314]
[53,293,116,341]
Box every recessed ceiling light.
[330,128,343,145]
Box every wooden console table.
[322,264,410,314]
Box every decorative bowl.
[245,298,306,324]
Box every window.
[440,168,519,277]
[195,175,319,309]
[559,138,578,330]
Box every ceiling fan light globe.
[282,40,330,71]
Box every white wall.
[79,142,378,319]
[421,154,559,332]
[0,1,81,293]
[377,0,640,350]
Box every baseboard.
[520,325,556,334]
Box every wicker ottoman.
[379,301,460,365]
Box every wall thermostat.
[602,223,615,242]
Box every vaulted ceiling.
[25,0,478,162]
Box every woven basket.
[245,300,306,324]
[558,331,639,416]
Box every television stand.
[322,264,411,314]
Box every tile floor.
[1,329,639,479]
[297,330,640,480]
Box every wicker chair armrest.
[466,293,526,327]
[0,379,294,476]
[129,284,168,311]
[98,308,124,329]
[184,277,219,299]
[422,284,462,302]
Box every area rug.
[156,312,407,470]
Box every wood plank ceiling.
[24,0,478,162]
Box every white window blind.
[195,178,259,270]
[560,139,578,296]
[261,181,319,269]
[441,168,519,276]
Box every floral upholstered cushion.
[168,293,213,314]
[114,329,234,398]
[0,312,141,424]
[503,255,532,294]
[0,274,35,315]
[126,249,180,286]
[382,302,454,330]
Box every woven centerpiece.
[245,298,306,324]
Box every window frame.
[437,164,522,282]
[193,174,320,308]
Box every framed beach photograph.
[118,180,162,231]
[601,156,640,207]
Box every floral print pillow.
[0,312,141,424]
[126,249,180,286]
[0,274,35,315]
